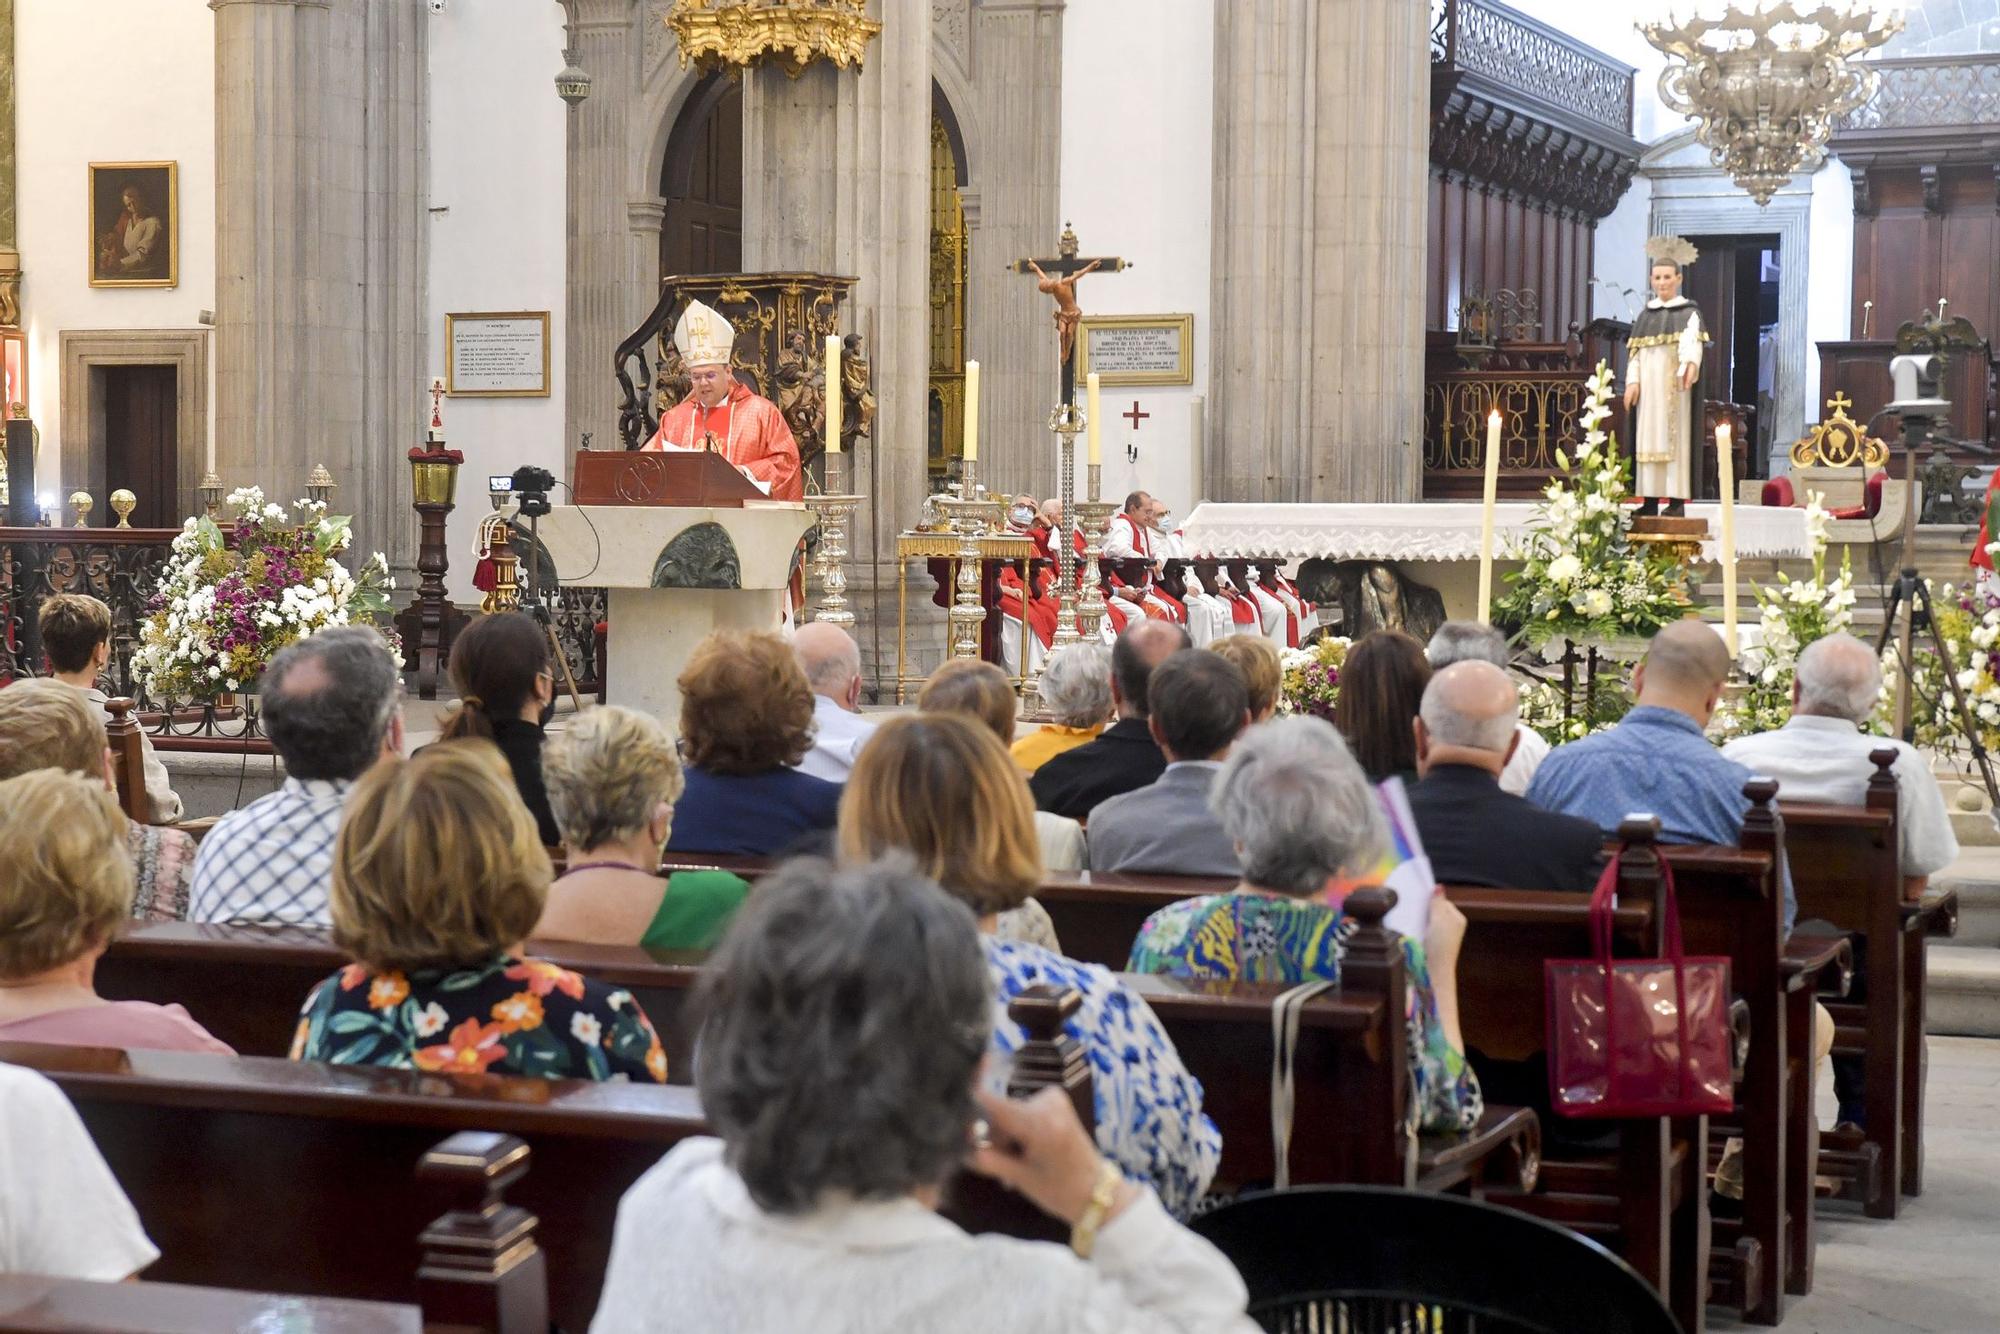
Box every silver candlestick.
[1020,403,1085,719]
[1075,463,1117,643]
[938,459,999,661]
[808,453,863,629]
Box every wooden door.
[660,79,742,279]
[102,364,177,527]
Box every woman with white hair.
[1126,715,1483,1133]
[1010,643,1114,774]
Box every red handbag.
[1545,851,1734,1119]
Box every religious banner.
[1078,314,1194,388]
[446,311,552,397]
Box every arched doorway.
[659,73,741,279]
[927,90,970,485]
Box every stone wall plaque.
[446,311,552,397]
[1076,313,1194,387]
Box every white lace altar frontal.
[1178,502,1809,564]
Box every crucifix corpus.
[1013,223,1129,407]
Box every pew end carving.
[416,1133,549,1334]
[104,696,148,823]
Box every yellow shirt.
[1010,723,1106,774]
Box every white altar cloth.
[1179,501,1810,565]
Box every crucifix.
[1012,222,1129,408]
[1122,401,1150,430]
[427,377,447,440]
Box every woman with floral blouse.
[838,713,1221,1219]
[1127,715,1482,1135]
[292,741,665,1082]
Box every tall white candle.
[1086,372,1103,466]
[1477,408,1502,623]
[1717,421,1738,656]
[962,359,979,463]
[824,335,842,455]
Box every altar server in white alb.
[1622,236,1708,517]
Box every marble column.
[741,0,932,686]
[0,0,19,331]
[962,0,1063,499]
[1208,0,1429,503]
[564,0,640,456]
[210,0,425,569]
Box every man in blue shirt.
[1526,620,1795,927]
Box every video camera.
[509,464,557,518]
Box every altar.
[1178,501,1813,621]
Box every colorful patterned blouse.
[126,820,193,922]
[1126,892,1483,1135]
[983,937,1221,1219]
[291,955,667,1083]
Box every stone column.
[741,0,932,687]
[1208,0,1429,502]
[962,0,1062,498]
[210,0,426,568]
[0,0,19,331]
[564,0,640,458]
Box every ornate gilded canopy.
[664,0,882,79]
[1790,392,1888,470]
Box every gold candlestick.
[808,453,863,629]
[198,471,224,520]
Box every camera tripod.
[519,506,585,713]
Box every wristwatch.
[1069,1160,1124,1259]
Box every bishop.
[644,299,803,502]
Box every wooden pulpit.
[535,452,812,727]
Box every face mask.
[1010,505,1036,528]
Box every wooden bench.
[1779,751,1962,1217]
[0,1275,422,1332]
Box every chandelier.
[1639,2,1904,205]
[665,0,883,79]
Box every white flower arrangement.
[1715,492,1857,738]
[1494,360,1692,646]
[132,488,397,702]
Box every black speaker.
[4,418,33,526]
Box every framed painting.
[89,162,178,289]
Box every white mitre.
[673,299,734,367]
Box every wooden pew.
[1,1040,705,1333]
[98,906,1536,1202]
[1780,749,1961,1216]
[104,696,150,824]
[0,1275,421,1332]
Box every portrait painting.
[88,162,177,288]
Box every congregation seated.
[1526,620,1797,925]
[533,704,749,952]
[1406,661,1603,894]
[1030,620,1189,820]
[435,610,561,847]
[293,742,667,1081]
[839,713,1221,1217]
[1723,631,1959,1130]
[0,678,193,921]
[0,1061,157,1281]
[792,622,877,783]
[1425,621,1547,795]
[39,592,183,823]
[1209,633,1281,723]
[0,769,230,1054]
[1333,629,1430,786]
[1010,642,1113,773]
[1126,715,1483,1134]
[590,857,1256,1333]
[189,627,403,926]
[919,658,1086,879]
[1723,632,1958,901]
[1087,649,1251,878]
[666,629,842,857]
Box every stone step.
[1927,944,2000,1038]
[1932,849,2000,948]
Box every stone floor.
[1712,1035,2000,1332]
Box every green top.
[641,869,751,952]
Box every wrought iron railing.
[1,528,175,699]
[1837,54,2000,131]
[1430,0,1634,136]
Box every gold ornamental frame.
[1076,313,1194,388]
[445,311,553,398]
[87,161,178,289]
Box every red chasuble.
[644,381,803,502]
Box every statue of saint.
[1622,236,1708,516]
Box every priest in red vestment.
[643,299,803,502]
